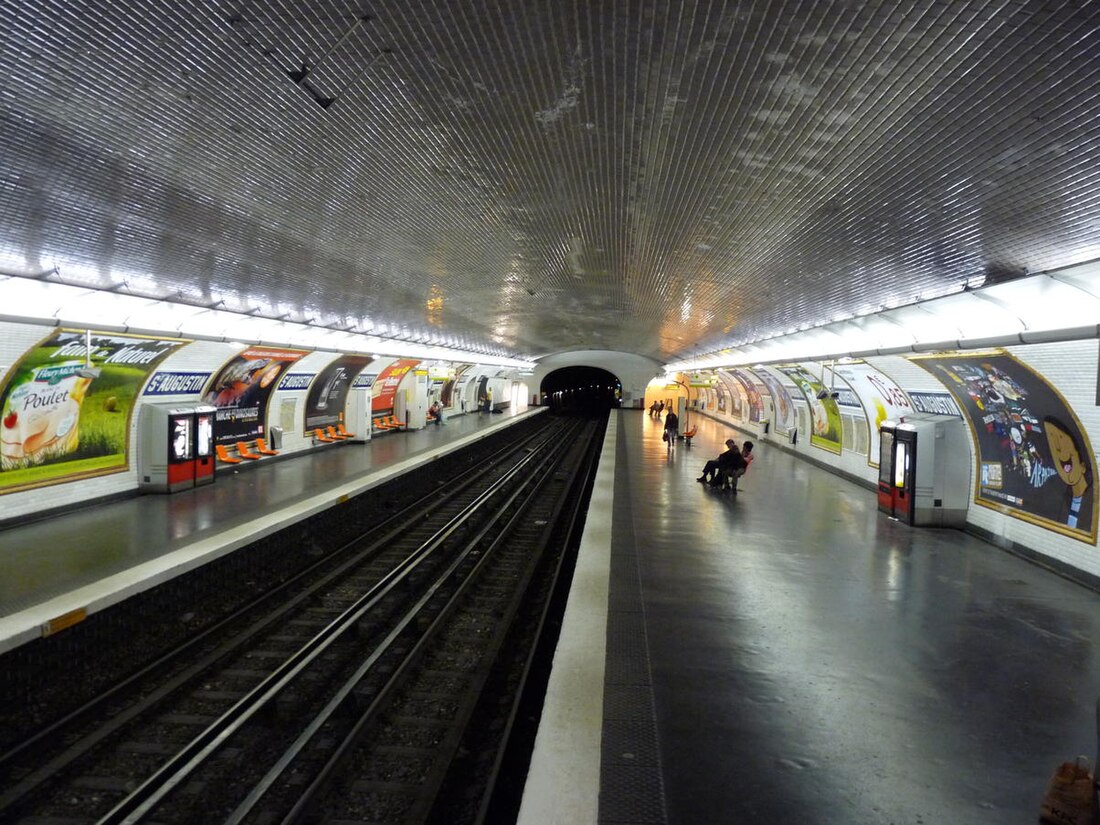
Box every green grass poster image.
[0,330,188,493]
[780,365,842,455]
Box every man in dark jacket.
[697,439,746,487]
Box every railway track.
[0,413,603,824]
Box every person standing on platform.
[663,410,679,455]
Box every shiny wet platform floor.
[0,409,536,652]
[523,409,1099,825]
[625,410,1099,823]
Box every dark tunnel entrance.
[540,366,622,412]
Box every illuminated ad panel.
[833,361,914,467]
[0,329,188,493]
[203,346,308,446]
[913,351,1096,542]
[303,355,374,433]
[755,369,796,434]
[779,365,842,455]
[372,359,421,413]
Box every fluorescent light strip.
[0,275,536,370]
[667,260,1100,372]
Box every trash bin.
[268,426,283,450]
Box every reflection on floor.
[603,410,1099,824]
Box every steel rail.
[0,420,558,818]
[472,418,606,824]
[271,420,589,824]
[94,422,567,825]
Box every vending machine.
[194,405,215,487]
[878,413,969,526]
[139,404,216,493]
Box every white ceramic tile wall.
[695,349,1099,578]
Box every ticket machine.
[139,403,216,492]
[193,405,215,486]
[878,414,969,526]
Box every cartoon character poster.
[913,352,1096,542]
[780,365,842,454]
[756,369,795,434]
[833,361,914,467]
[303,354,373,433]
[204,346,307,445]
[0,329,188,493]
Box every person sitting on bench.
[697,439,746,488]
[725,441,754,492]
[428,400,444,425]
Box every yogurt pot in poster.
[1,361,100,470]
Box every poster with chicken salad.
[0,329,188,493]
[203,346,307,446]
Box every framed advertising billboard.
[303,355,373,432]
[833,361,915,466]
[780,365,842,454]
[372,359,420,413]
[729,369,764,422]
[912,351,1096,542]
[0,329,188,493]
[203,346,308,446]
[756,369,796,434]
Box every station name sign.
[907,391,961,417]
[143,372,212,396]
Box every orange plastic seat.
[326,425,347,440]
[372,417,390,430]
[336,423,355,439]
[215,444,242,464]
[236,441,261,460]
[385,415,402,429]
[313,428,336,443]
[255,438,278,456]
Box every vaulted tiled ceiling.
[1,0,1098,363]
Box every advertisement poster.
[203,346,307,446]
[0,329,188,493]
[833,361,914,466]
[730,368,764,422]
[716,372,744,419]
[780,365,842,454]
[372,359,420,413]
[430,362,460,408]
[914,352,1096,541]
[756,369,796,434]
[303,355,373,432]
[452,364,474,411]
